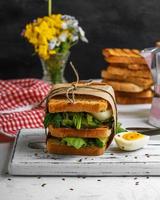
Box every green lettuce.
[95,138,108,147]
[61,137,107,149]
[44,113,62,128]
[61,137,87,149]
[116,122,126,133]
[44,112,113,129]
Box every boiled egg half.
[90,110,112,121]
[114,131,150,151]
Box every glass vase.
[41,51,70,84]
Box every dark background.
[0,0,159,81]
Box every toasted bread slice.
[115,90,153,99]
[48,95,108,113]
[47,138,106,156]
[103,48,146,64]
[101,70,153,88]
[110,63,149,71]
[48,125,111,138]
[116,96,152,104]
[103,80,144,92]
[103,48,141,57]
[105,66,152,79]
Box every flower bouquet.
[23,14,88,83]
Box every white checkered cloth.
[0,79,51,137]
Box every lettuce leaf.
[44,112,113,129]
[95,138,108,147]
[44,113,62,128]
[61,137,87,149]
[73,113,82,129]
[61,137,107,149]
[116,122,126,133]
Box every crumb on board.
[41,183,46,187]
[135,182,139,185]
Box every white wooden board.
[8,104,160,176]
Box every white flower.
[48,38,57,50]
[62,15,75,21]
[78,27,88,43]
[62,22,68,30]
[71,35,79,42]
[72,20,78,28]
[59,31,68,42]
[62,15,78,29]
[61,15,88,43]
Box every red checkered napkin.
[0,79,51,137]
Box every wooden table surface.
[0,104,160,200]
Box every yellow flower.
[23,14,81,60]
[38,35,48,46]
[38,45,49,60]
[49,50,56,55]
[24,14,63,60]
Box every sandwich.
[44,82,117,156]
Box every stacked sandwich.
[44,82,117,156]
[101,48,153,104]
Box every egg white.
[90,110,112,121]
[114,132,150,151]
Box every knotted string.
[66,62,79,103]
[39,62,93,105]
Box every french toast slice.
[116,96,152,104]
[103,80,144,92]
[105,66,152,79]
[103,48,146,64]
[108,63,149,71]
[115,90,153,98]
[101,70,153,88]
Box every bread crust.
[103,48,141,58]
[48,125,111,138]
[47,138,106,156]
[103,80,144,92]
[101,70,153,88]
[103,48,146,64]
[116,96,152,104]
[106,66,152,79]
[48,95,108,113]
[105,57,146,64]
[110,64,149,71]
[115,90,153,98]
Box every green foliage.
[43,113,62,128]
[61,137,87,149]
[95,138,107,148]
[61,137,107,149]
[116,122,126,133]
[44,112,112,129]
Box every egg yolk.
[122,132,144,140]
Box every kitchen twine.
[41,62,118,146]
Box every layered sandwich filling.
[47,137,108,149]
[44,111,113,149]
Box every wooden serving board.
[8,105,160,176]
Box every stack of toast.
[101,48,154,104]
